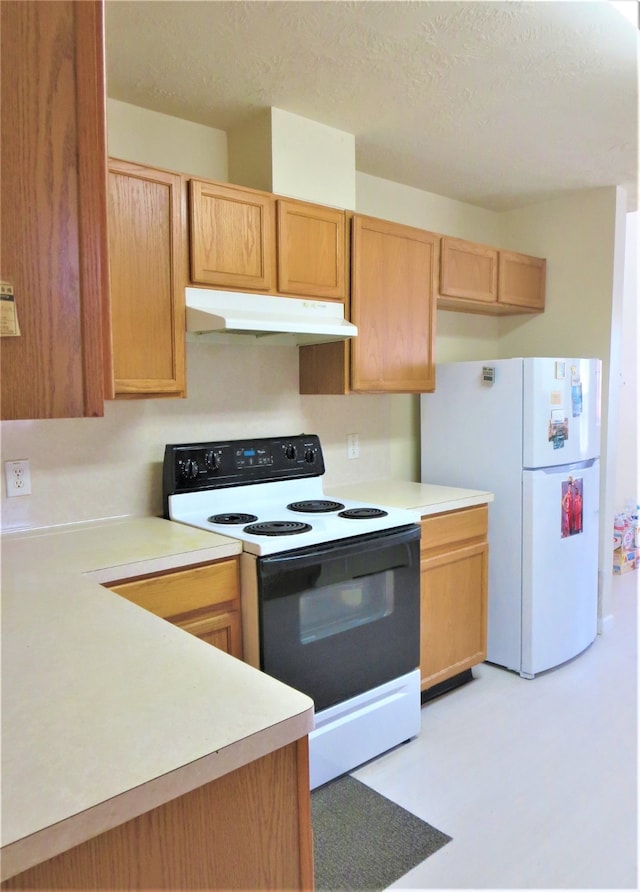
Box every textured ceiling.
[105,0,639,212]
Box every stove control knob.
[284,444,297,460]
[304,449,316,464]
[182,459,199,479]
[204,451,219,471]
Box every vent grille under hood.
[185,288,358,346]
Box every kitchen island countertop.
[1,516,314,881]
[325,479,494,516]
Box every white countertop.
[325,480,494,516]
[1,516,314,881]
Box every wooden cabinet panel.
[439,237,498,304]
[108,560,239,619]
[276,199,346,300]
[350,215,438,393]
[419,506,489,692]
[437,235,545,315]
[420,542,488,689]
[107,160,187,398]
[2,741,312,890]
[498,250,546,310]
[189,180,275,290]
[0,0,108,420]
[177,610,243,658]
[421,505,488,554]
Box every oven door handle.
[258,523,421,569]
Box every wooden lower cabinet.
[106,557,243,659]
[1,738,314,891]
[420,505,489,691]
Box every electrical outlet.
[5,460,31,497]
[347,433,360,460]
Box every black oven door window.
[257,525,420,712]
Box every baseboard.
[598,613,615,635]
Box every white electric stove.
[163,434,422,788]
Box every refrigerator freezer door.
[523,358,601,468]
[521,459,599,678]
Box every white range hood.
[185,288,357,346]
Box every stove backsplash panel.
[0,343,397,532]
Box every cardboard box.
[613,545,636,574]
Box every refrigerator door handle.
[525,457,598,473]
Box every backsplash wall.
[0,343,394,532]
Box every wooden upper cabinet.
[438,235,545,315]
[439,237,498,305]
[276,199,346,300]
[189,180,275,290]
[1,0,108,420]
[498,250,546,311]
[107,160,187,398]
[351,215,438,393]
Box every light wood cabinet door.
[1,0,108,420]
[189,180,275,290]
[350,215,438,393]
[439,237,498,306]
[420,506,489,691]
[276,199,346,300]
[106,558,243,660]
[107,160,187,398]
[177,610,242,657]
[498,250,546,310]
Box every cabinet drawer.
[108,559,239,619]
[420,505,488,555]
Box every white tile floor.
[352,572,638,889]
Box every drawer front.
[108,559,239,619]
[420,505,488,554]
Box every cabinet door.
[351,215,438,393]
[439,237,498,306]
[177,610,243,659]
[498,250,546,310]
[107,559,240,619]
[1,0,108,420]
[419,505,489,691]
[107,160,187,398]
[420,542,488,690]
[276,199,346,300]
[189,180,275,290]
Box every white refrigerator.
[420,357,601,679]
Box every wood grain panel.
[177,609,243,658]
[0,0,107,419]
[498,250,546,310]
[107,559,240,619]
[420,542,489,689]
[2,742,312,890]
[277,199,346,299]
[421,505,488,555]
[107,161,186,396]
[351,215,438,393]
[439,236,498,302]
[189,180,275,289]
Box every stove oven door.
[257,524,420,712]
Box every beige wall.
[1,101,632,628]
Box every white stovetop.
[169,477,422,555]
